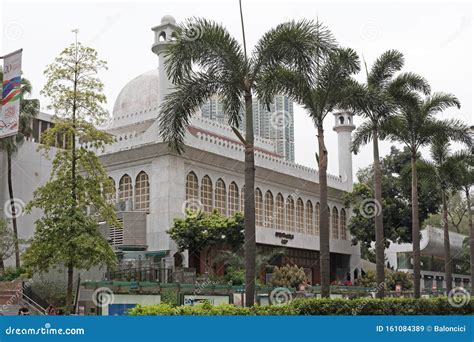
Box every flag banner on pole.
[1,49,22,139]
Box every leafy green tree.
[0,70,40,268]
[348,50,430,297]
[159,18,332,306]
[344,146,441,251]
[259,45,360,297]
[24,42,118,314]
[0,218,15,274]
[168,210,245,270]
[384,92,471,297]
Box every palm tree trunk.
[466,187,473,294]
[411,153,421,298]
[372,131,385,298]
[243,92,256,307]
[7,148,21,268]
[442,191,452,293]
[65,263,74,313]
[317,125,330,298]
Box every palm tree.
[258,47,360,297]
[425,137,467,293]
[384,92,471,297]
[449,149,474,292]
[0,70,39,268]
[348,50,430,298]
[158,18,334,306]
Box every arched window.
[276,193,284,230]
[332,207,339,239]
[286,196,295,231]
[215,179,227,215]
[264,191,274,228]
[201,176,213,213]
[228,182,239,216]
[296,198,304,233]
[107,177,116,202]
[240,185,245,213]
[186,172,199,208]
[255,188,263,226]
[340,208,347,240]
[135,171,150,211]
[306,200,313,234]
[118,174,133,208]
[315,202,320,235]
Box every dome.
[161,15,176,25]
[111,69,160,129]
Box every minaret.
[151,15,177,105]
[333,111,356,188]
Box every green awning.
[144,250,169,258]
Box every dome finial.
[161,15,176,25]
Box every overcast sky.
[2,0,472,177]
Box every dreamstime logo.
[92,287,115,308]
[182,198,203,214]
[4,21,24,41]
[181,25,202,41]
[359,22,380,41]
[3,198,26,218]
[448,287,470,308]
[269,287,292,305]
[270,111,292,130]
[359,198,381,218]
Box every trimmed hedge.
[128,297,474,316]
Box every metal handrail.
[20,292,47,315]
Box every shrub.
[269,265,307,288]
[385,271,413,291]
[0,267,25,281]
[128,297,473,316]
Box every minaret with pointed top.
[333,111,356,188]
[151,15,177,106]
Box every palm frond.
[351,120,375,153]
[255,65,312,110]
[368,50,404,88]
[421,92,461,116]
[388,72,431,96]
[159,72,220,153]
[165,18,246,84]
[251,19,336,82]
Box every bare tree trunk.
[317,125,330,298]
[373,132,385,298]
[466,188,474,294]
[0,258,5,275]
[442,191,452,294]
[244,92,256,307]
[66,263,74,313]
[411,154,421,298]
[7,148,21,268]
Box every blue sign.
[0,316,472,342]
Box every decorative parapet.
[91,121,349,191]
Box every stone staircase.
[0,281,46,316]
[0,281,22,316]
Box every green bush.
[128,297,473,316]
[269,265,307,288]
[385,271,413,291]
[0,266,25,281]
